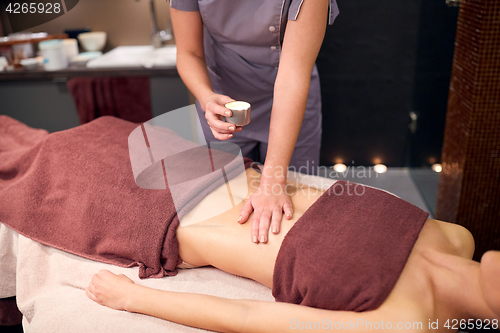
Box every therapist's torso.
[173,0,339,141]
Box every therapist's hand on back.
[238,167,293,244]
[202,93,243,140]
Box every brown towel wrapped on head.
[272,181,429,312]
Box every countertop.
[0,65,179,82]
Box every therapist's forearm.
[171,8,216,109]
[263,0,328,181]
[264,77,310,183]
[176,52,216,108]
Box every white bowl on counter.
[71,51,102,67]
[77,32,107,52]
[20,57,41,70]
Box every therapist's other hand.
[202,93,242,140]
[238,175,293,244]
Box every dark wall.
[317,0,458,167]
[409,0,459,167]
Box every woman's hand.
[238,174,293,243]
[202,93,243,140]
[85,269,136,311]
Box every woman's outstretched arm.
[86,270,378,333]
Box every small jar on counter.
[39,39,68,71]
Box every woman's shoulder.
[420,219,475,259]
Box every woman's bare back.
[177,169,473,296]
[176,169,500,332]
[176,168,319,287]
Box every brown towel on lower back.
[272,181,429,311]
[0,115,246,279]
[67,77,152,124]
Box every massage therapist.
[170,0,339,243]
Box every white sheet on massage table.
[0,172,335,332]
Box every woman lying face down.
[86,168,500,333]
[1,114,495,332]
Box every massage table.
[0,171,335,333]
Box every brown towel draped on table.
[67,77,152,124]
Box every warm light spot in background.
[333,163,347,173]
[373,157,382,165]
[374,164,387,174]
[428,157,437,164]
[432,163,442,173]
